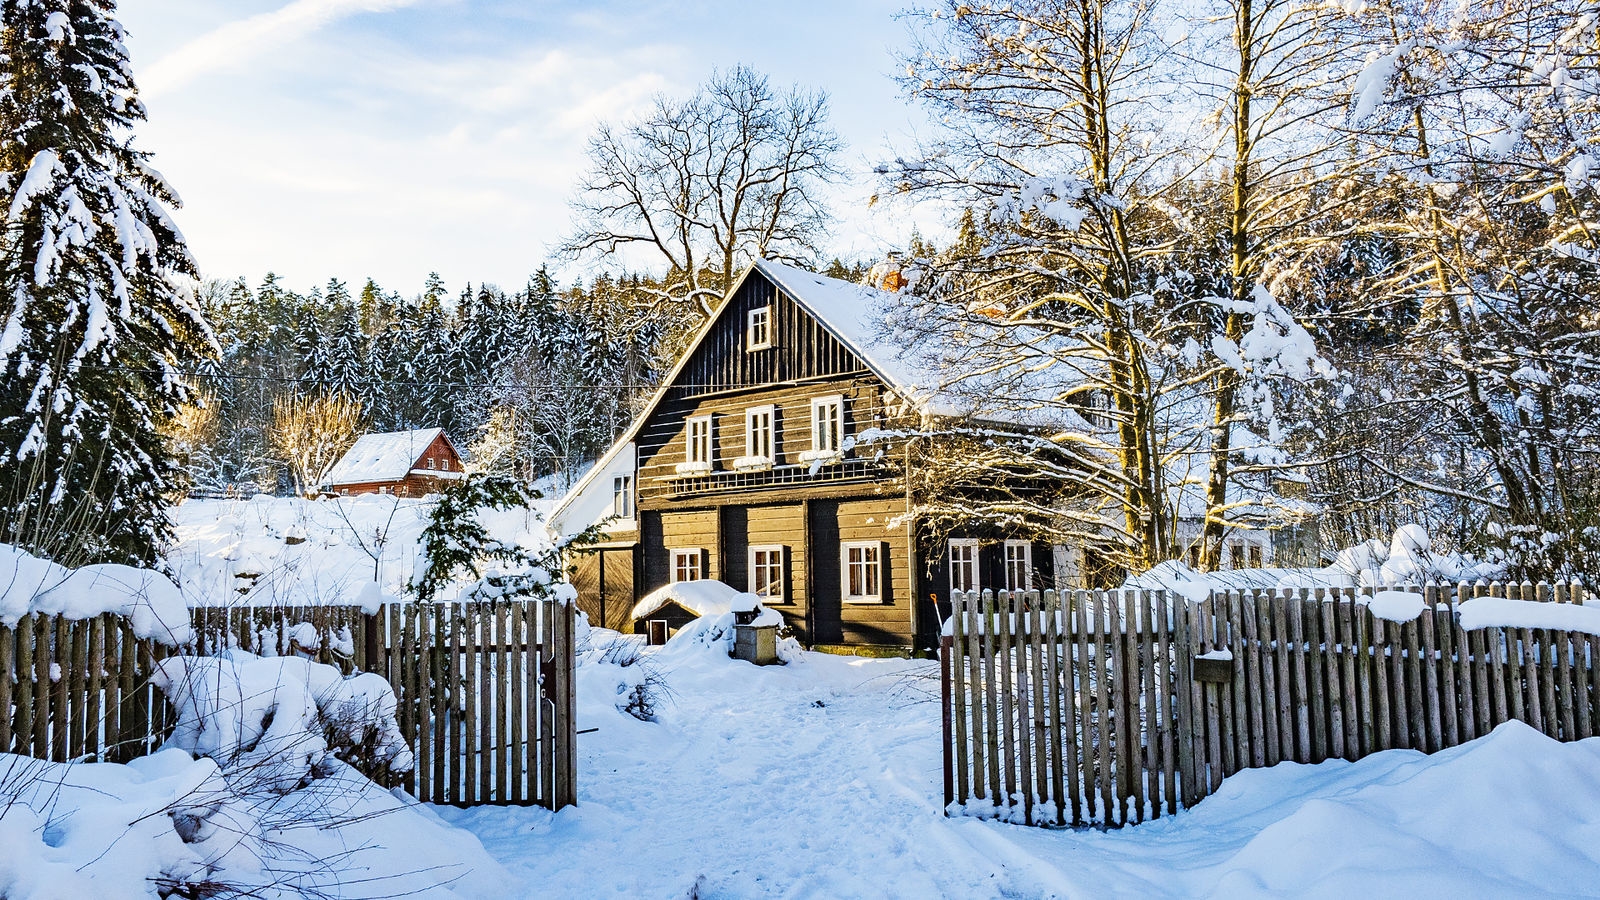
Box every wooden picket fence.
[1,597,576,810]
[940,581,1594,828]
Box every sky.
[117,0,944,299]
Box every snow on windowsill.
[732,456,772,471]
[844,596,883,605]
[674,461,713,475]
[798,449,843,464]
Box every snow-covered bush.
[0,748,510,899]
[577,620,667,722]
[152,650,413,794]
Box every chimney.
[871,252,907,293]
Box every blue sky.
[118,0,941,297]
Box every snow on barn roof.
[322,428,445,487]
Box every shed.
[629,580,755,645]
[321,428,466,498]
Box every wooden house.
[550,259,1065,654]
[321,428,466,498]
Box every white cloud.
[141,0,428,97]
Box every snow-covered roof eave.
[322,428,448,487]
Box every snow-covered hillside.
[165,493,556,607]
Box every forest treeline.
[176,269,699,492]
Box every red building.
[321,428,465,497]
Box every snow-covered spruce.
[0,0,212,565]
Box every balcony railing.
[656,457,885,498]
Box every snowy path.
[440,646,1600,899]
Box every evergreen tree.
[0,0,211,564]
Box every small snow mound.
[1364,589,1425,622]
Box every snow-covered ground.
[442,629,1600,899]
[165,493,556,607]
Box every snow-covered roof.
[758,259,1077,428]
[630,580,757,622]
[322,428,447,486]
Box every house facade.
[321,428,466,498]
[550,260,1058,652]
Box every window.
[750,545,785,601]
[612,475,634,519]
[1187,544,1201,569]
[1004,540,1033,592]
[811,395,844,454]
[687,416,713,465]
[747,306,772,350]
[949,539,979,593]
[745,405,775,461]
[1229,542,1246,570]
[671,549,703,583]
[1249,545,1263,568]
[843,542,883,603]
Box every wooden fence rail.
[1,597,576,810]
[941,581,1593,828]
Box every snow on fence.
[0,597,577,810]
[940,581,1594,828]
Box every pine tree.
[0,0,211,564]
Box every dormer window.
[747,306,772,350]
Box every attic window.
[747,306,772,350]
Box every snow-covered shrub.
[0,749,510,899]
[577,623,667,722]
[152,650,413,794]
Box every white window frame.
[670,548,704,583]
[744,405,775,463]
[611,474,634,519]
[1004,540,1033,592]
[686,415,713,466]
[810,394,844,455]
[949,538,980,593]
[749,545,785,602]
[843,541,884,603]
[747,306,772,350]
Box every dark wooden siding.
[636,379,900,504]
[568,544,637,632]
[675,272,872,394]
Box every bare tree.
[269,392,365,497]
[563,66,842,315]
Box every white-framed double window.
[1004,540,1032,592]
[811,395,844,454]
[843,541,883,603]
[750,545,785,601]
[670,548,704,583]
[611,474,633,519]
[949,538,979,593]
[745,405,775,462]
[686,416,713,466]
[747,306,772,350]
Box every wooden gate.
[941,583,1596,828]
[2,596,577,810]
